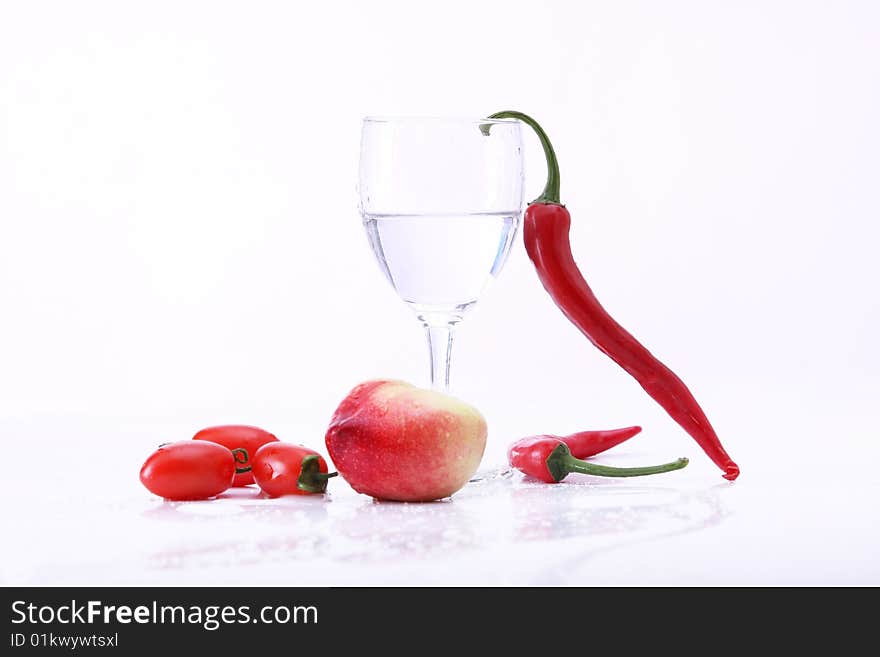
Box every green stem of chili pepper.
[483,110,561,205]
[546,443,688,482]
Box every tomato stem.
[297,455,336,494]
[231,448,252,474]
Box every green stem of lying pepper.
[547,444,688,482]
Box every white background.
[1,1,878,585]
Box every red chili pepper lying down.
[509,435,687,484]
[484,111,740,480]
[564,425,642,458]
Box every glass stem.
[424,323,455,392]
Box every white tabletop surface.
[4,388,877,587]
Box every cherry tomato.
[193,425,278,486]
[252,443,336,497]
[140,441,249,501]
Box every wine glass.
[358,117,524,392]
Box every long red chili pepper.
[563,425,642,459]
[508,435,687,484]
[485,111,739,480]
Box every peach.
[325,380,487,502]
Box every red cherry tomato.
[140,441,249,501]
[252,443,336,497]
[193,425,278,486]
